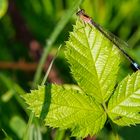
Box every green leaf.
[108,71,140,126]
[22,85,107,137]
[0,0,8,18]
[65,20,121,103]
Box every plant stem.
[33,0,84,88]
[102,102,120,140]
[109,120,120,140]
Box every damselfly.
[76,9,140,71]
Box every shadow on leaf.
[39,84,52,121]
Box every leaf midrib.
[83,25,102,100]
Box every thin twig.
[0,61,38,71]
[41,45,62,85]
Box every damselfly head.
[76,9,85,16]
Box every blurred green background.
[0,0,140,140]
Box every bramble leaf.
[108,71,140,126]
[22,19,125,138]
[22,85,107,137]
[65,20,121,103]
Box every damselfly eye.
[76,9,85,16]
[80,9,85,13]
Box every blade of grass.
[54,129,65,140]
[33,0,84,88]
[41,45,62,85]
[28,1,83,139]
[23,32,62,140]
[0,73,28,114]
[23,112,34,140]
[23,45,61,139]
[1,129,13,140]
